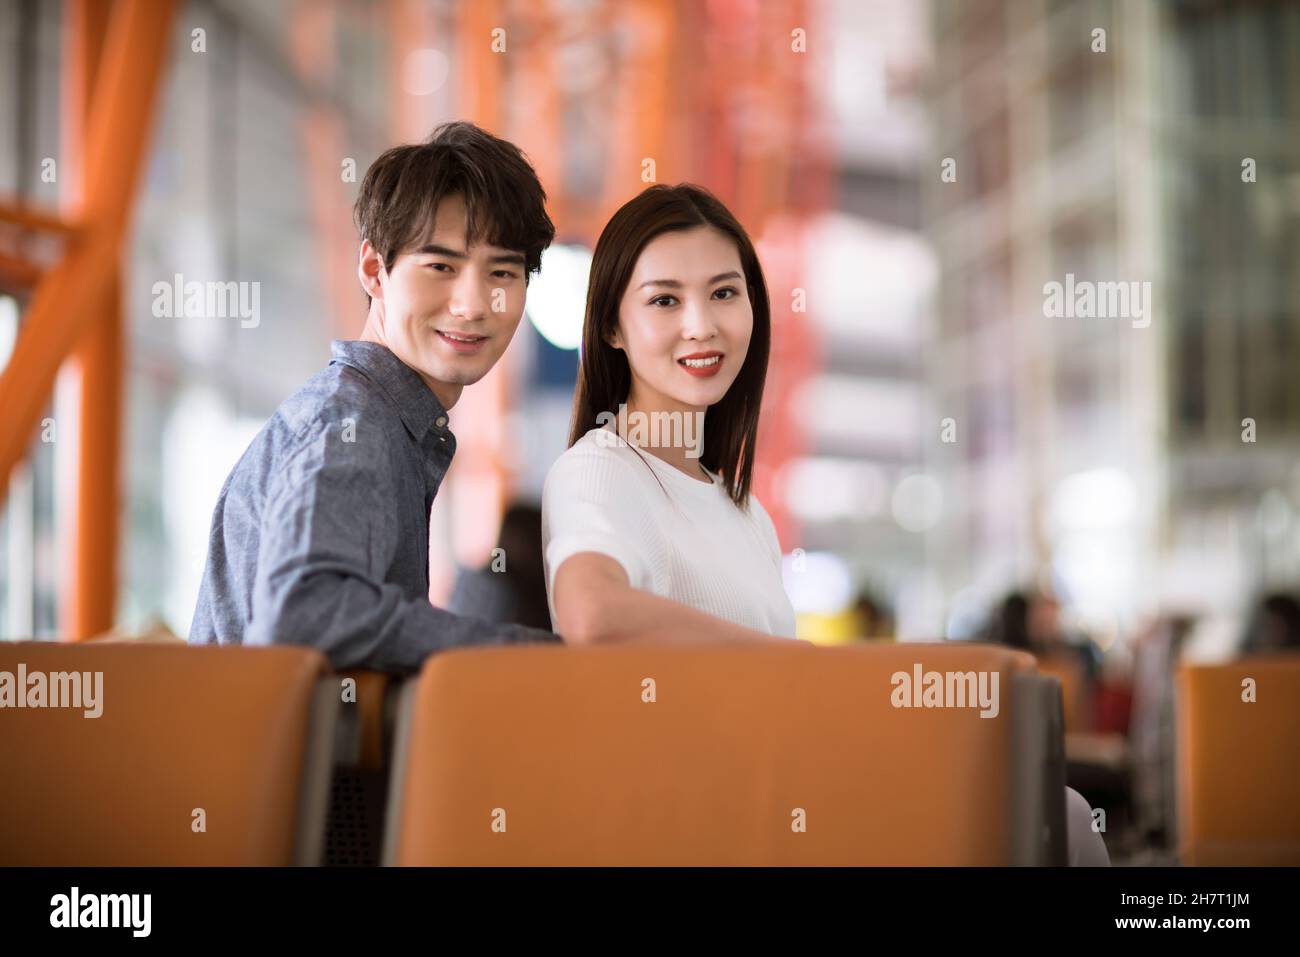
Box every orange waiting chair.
[1034,652,1088,733]
[383,643,1069,866]
[0,643,339,865]
[1176,654,1300,865]
[325,670,401,866]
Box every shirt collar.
[328,339,450,442]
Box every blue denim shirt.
[189,339,559,672]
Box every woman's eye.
[713,287,738,300]
[650,295,677,307]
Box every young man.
[189,122,561,672]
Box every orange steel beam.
[0,201,78,294]
[64,0,122,641]
[289,0,359,341]
[387,0,432,146]
[0,0,172,491]
[78,2,174,240]
[0,201,83,235]
[458,0,501,127]
[0,1,173,643]
[0,251,47,289]
[67,274,122,639]
[749,0,828,551]
[0,237,115,505]
[601,0,674,221]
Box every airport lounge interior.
[0,0,1298,881]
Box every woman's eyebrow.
[636,271,742,291]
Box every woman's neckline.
[595,424,719,489]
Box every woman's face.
[609,225,754,416]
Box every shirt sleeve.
[247,427,558,673]
[542,443,651,597]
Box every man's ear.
[358,240,387,300]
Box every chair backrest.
[1128,617,1192,842]
[325,670,397,866]
[0,642,337,865]
[384,642,1063,865]
[334,669,393,772]
[1034,651,1087,732]
[1176,653,1300,865]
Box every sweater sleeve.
[542,443,651,598]
[748,494,786,576]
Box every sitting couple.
[189,122,1108,865]
[190,120,797,670]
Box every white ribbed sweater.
[542,426,797,638]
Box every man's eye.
[427,262,453,273]
[492,270,519,280]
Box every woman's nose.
[680,300,718,339]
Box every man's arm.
[246,442,558,673]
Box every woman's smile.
[678,350,724,377]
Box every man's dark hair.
[353,121,555,303]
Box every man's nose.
[448,273,490,320]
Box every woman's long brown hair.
[567,184,771,507]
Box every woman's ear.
[604,327,624,350]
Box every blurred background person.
[449,501,552,631]
[852,588,895,641]
[984,589,1101,683]
[1239,592,1300,655]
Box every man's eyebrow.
[417,244,525,266]
[636,271,742,291]
[415,243,467,259]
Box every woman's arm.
[553,551,807,646]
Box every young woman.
[542,183,798,646]
[542,183,1109,865]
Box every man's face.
[360,193,528,407]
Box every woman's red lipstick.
[677,350,724,378]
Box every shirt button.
[435,415,448,429]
